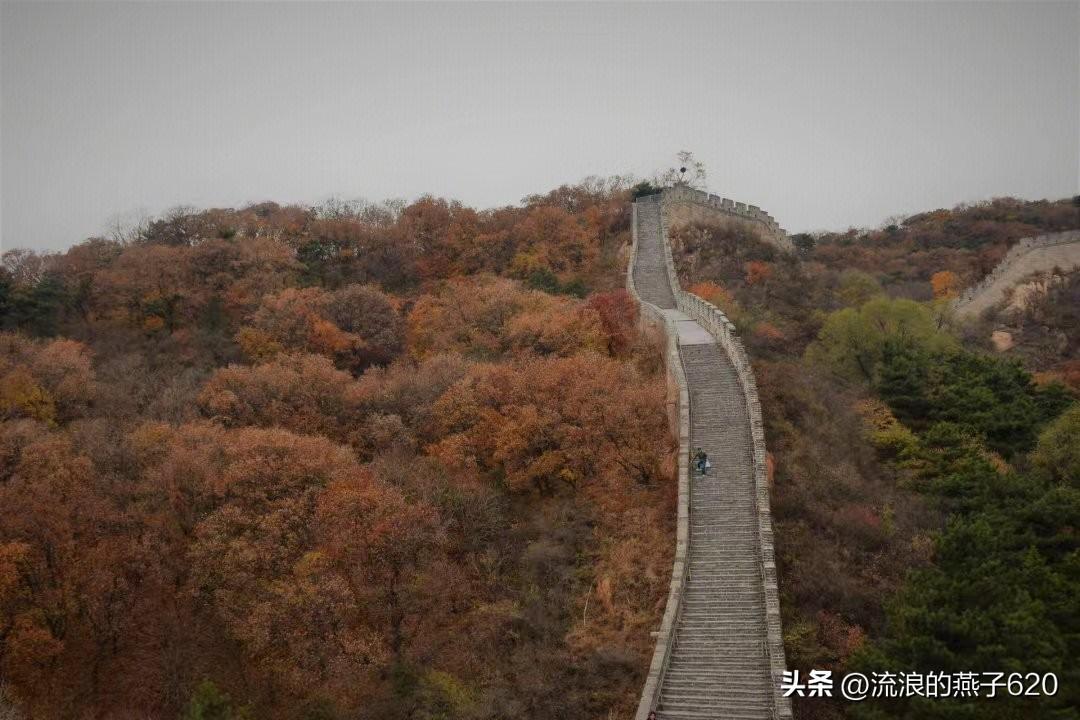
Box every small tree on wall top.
[660,151,707,191]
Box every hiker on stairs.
[693,448,710,476]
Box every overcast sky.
[2,1,1078,251]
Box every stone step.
[682,580,763,588]
[672,635,763,643]
[680,604,764,613]
[680,609,765,620]
[659,702,773,716]
[674,623,764,634]
[667,664,769,674]
[668,635,761,646]
[662,671,771,686]
[661,699,773,711]
[681,598,763,607]
[661,700,773,711]
[662,675,770,690]
[661,676,771,690]
[656,707,772,720]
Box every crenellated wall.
[953,230,1080,318]
[660,184,794,253]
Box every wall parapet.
[953,229,1080,312]
[660,184,794,253]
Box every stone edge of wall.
[661,184,795,253]
[628,202,692,720]
[953,229,1080,315]
[659,190,793,719]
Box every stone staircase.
[630,192,781,719]
[659,342,772,719]
[632,196,676,309]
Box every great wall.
[952,229,1080,318]
[628,186,1080,719]
[628,188,791,720]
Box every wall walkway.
[629,191,791,720]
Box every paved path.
[634,195,774,719]
[632,197,676,310]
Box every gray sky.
[2,1,1078,252]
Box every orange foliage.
[687,281,744,326]
[407,276,524,359]
[245,284,403,371]
[94,237,299,328]
[586,289,638,357]
[0,433,118,710]
[687,281,733,307]
[0,334,94,424]
[308,316,354,355]
[0,179,672,719]
[509,205,595,278]
[407,275,608,361]
[198,353,363,443]
[818,610,867,665]
[752,322,786,348]
[0,367,55,424]
[428,353,667,495]
[744,260,773,285]
[151,424,439,702]
[505,297,606,358]
[930,270,961,299]
[1057,360,1080,393]
[236,326,284,362]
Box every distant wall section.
[954,230,1080,317]
[660,185,793,253]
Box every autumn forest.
[1,177,1079,720]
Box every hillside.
[2,184,1079,720]
[0,180,677,720]
[669,194,1080,719]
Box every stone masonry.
[660,185,794,253]
[628,191,791,720]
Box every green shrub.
[181,680,250,720]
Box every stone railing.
[661,184,794,253]
[954,229,1080,312]
[657,202,792,720]
[627,204,692,720]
